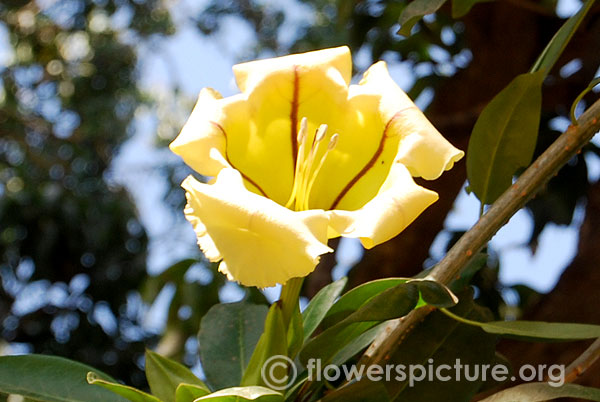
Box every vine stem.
[359,97,600,368]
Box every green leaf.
[300,283,419,366]
[480,382,600,402]
[397,0,447,36]
[87,373,161,402]
[467,71,545,204]
[324,278,408,326]
[387,289,497,401]
[319,380,390,402]
[199,302,269,390]
[451,0,492,18]
[479,320,600,341]
[195,386,283,402]
[302,277,347,340]
[342,283,419,324]
[241,303,288,388]
[412,280,458,308]
[323,278,451,328]
[145,350,208,402]
[175,383,211,402]
[531,0,595,75]
[0,354,127,402]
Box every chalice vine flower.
[170,46,463,287]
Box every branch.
[563,337,600,383]
[360,97,600,367]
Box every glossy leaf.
[87,373,160,402]
[412,280,458,308]
[302,277,347,340]
[300,283,419,365]
[0,354,126,402]
[451,0,492,18]
[241,304,288,387]
[480,320,600,341]
[481,382,600,402]
[342,283,419,324]
[397,0,447,36]
[145,350,208,402]
[467,71,544,204]
[322,278,451,329]
[324,278,408,326]
[175,383,211,402]
[195,386,283,402]
[199,302,269,390]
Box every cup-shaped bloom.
[170,46,463,288]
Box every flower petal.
[327,163,438,249]
[358,61,464,180]
[169,88,232,176]
[182,169,332,288]
[232,46,352,93]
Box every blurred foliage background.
[1,0,600,392]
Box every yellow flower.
[170,46,463,288]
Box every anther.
[328,133,339,150]
[315,124,328,143]
[298,117,308,143]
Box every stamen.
[285,120,336,211]
[328,133,338,150]
[303,133,339,210]
[296,125,325,210]
[285,117,309,209]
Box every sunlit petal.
[169,88,232,176]
[233,46,351,93]
[182,169,332,288]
